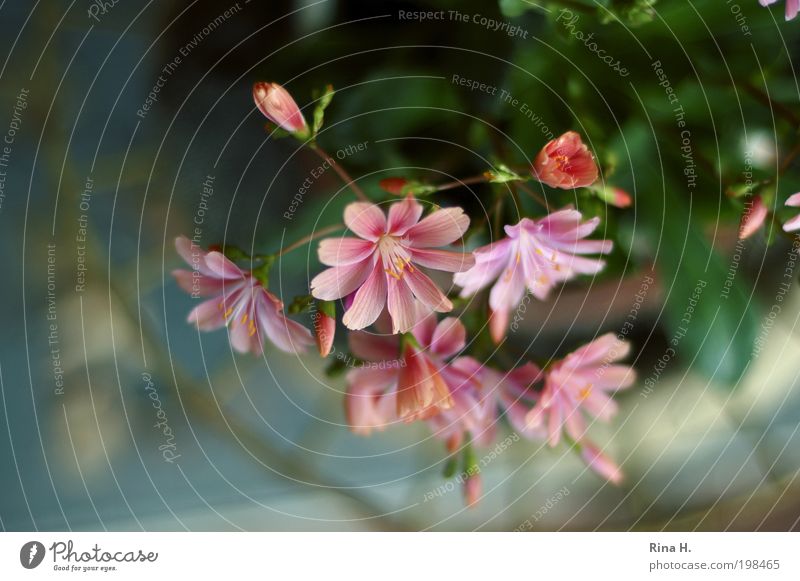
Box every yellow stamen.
[579,384,592,400]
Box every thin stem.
[517,182,552,211]
[277,223,344,256]
[780,141,800,175]
[492,194,504,239]
[310,145,369,201]
[743,80,800,127]
[434,174,491,192]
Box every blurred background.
[1,0,800,531]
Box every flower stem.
[276,223,344,257]
[434,174,492,192]
[516,182,552,211]
[310,145,369,201]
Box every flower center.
[378,235,414,280]
[553,154,572,172]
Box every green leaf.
[288,294,314,314]
[324,357,348,379]
[485,164,526,184]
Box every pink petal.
[783,214,800,232]
[386,196,423,235]
[580,442,623,484]
[567,334,629,368]
[345,368,397,434]
[488,259,526,312]
[229,311,260,354]
[187,298,226,331]
[175,236,216,277]
[318,237,375,266]
[342,261,388,330]
[256,290,313,354]
[411,306,438,347]
[593,364,637,390]
[547,238,613,255]
[785,192,800,207]
[172,269,226,296]
[430,317,466,358]
[311,259,373,301]
[204,251,247,280]
[453,239,512,296]
[387,278,418,334]
[410,248,475,272]
[404,207,470,248]
[404,268,453,313]
[344,202,387,241]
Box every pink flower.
[454,209,612,343]
[579,441,623,484]
[172,236,313,355]
[252,82,308,134]
[427,358,545,447]
[782,192,800,232]
[760,0,799,20]
[311,196,474,333]
[525,333,635,446]
[739,195,768,239]
[532,131,599,189]
[344,312,466,431]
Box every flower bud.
[464,473,482,508]
[314,300,336,357]
[253,82,308,134]
[595,185,632,208]
[379,177,409,195]
[532,131,598,189]
[489,307,509,345]
[783,192,800,232]
[738,195,767,240]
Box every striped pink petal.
[405,207,469,248]
[310,259,373,301]
[187,298,226,330]
[256,291,313,354]
[404,268,453,313]
[409,248,475,272]
[387,278,418,334]
[387,195,423,235]
[430,317,466,358]
[344,202,387,241]
[317,237,375,266]
[342,261,388,330]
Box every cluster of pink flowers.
[170,82,637,507]
[345,311,634,503]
